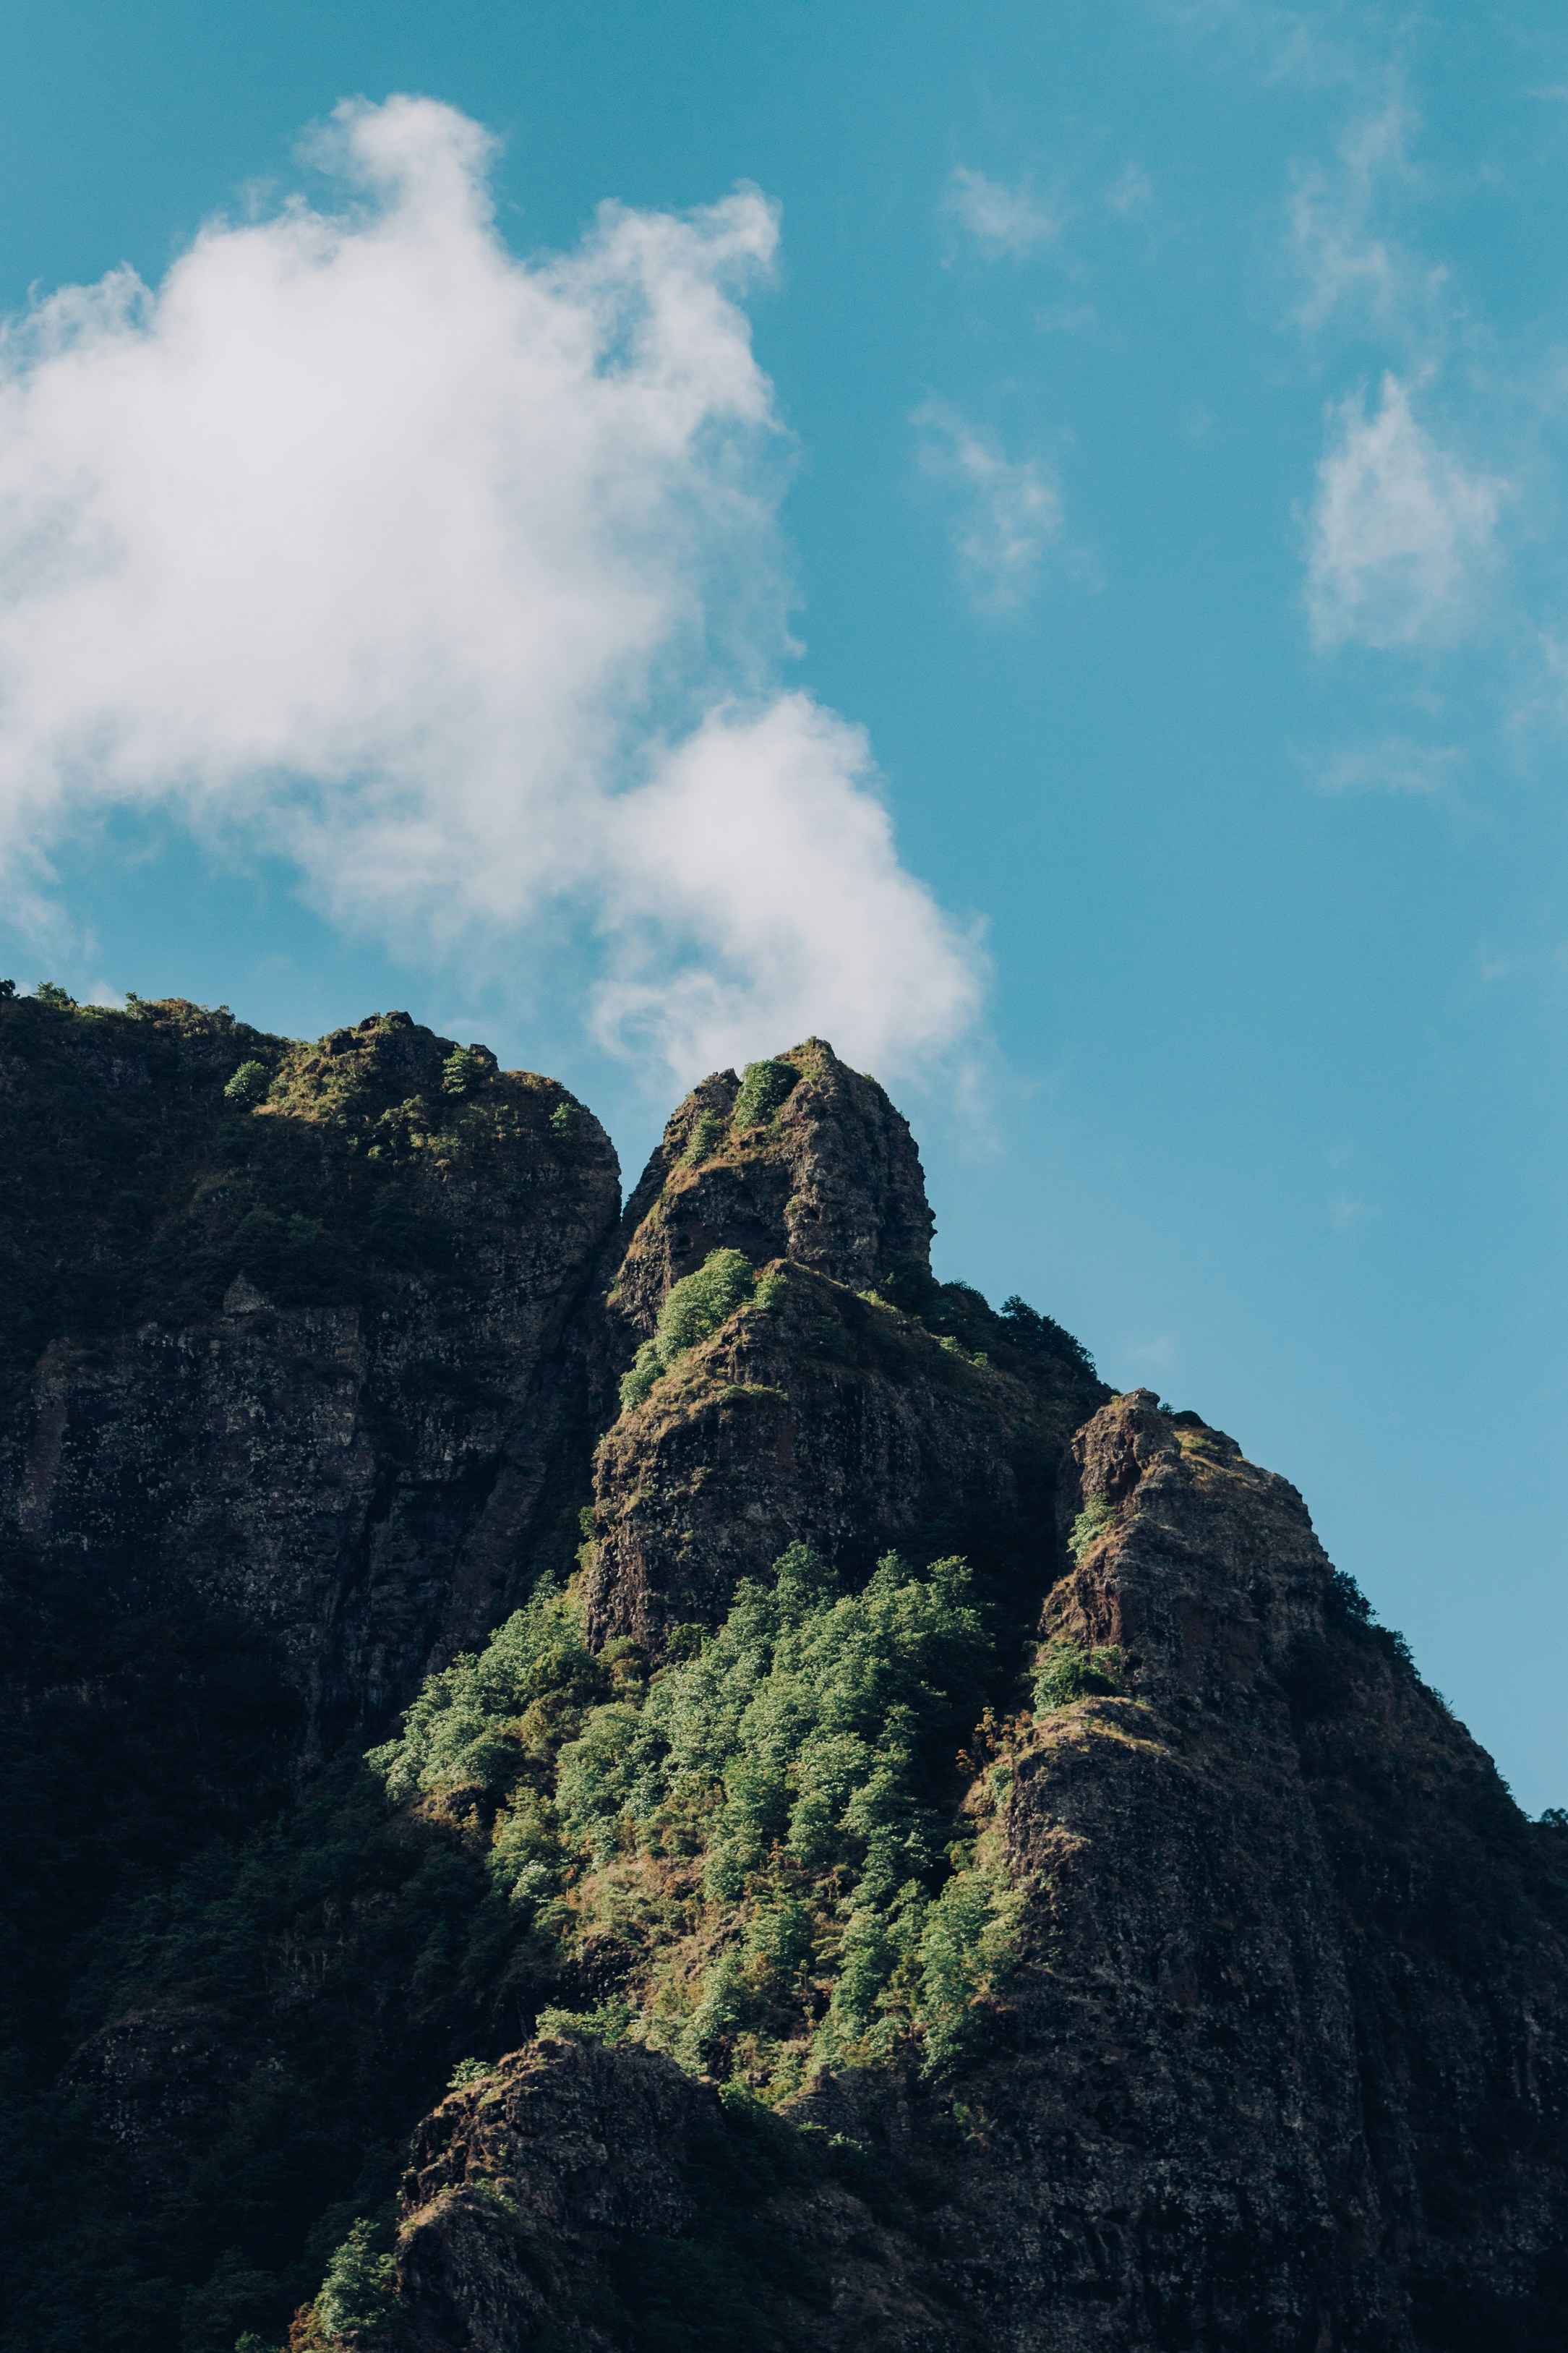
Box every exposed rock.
[60,2004,273,2185]
[388,1391,1568,2352]
[7,999,1565,2353]
[586,1258,1097,1649]
[607,1039,937,1348]
[0,996,619,1754]
[586,1037,1103,1652]
[394,2038,962,2353]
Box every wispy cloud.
[0,97,985,1086]
[944,166,1063,257]
[1308,736,1460,794]
[914,404,1066,614]
[1305,374,1504,650]
[1288,99,1422,335]
[1107,162,1154,220]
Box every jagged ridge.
[0,1000,1563,2353]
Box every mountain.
[0,987,1563,2353]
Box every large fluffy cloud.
[0,96,982,1080]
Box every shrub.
[549,1100,580,1141]
[224,1059,270,1106]
[731,1058,799,1129]
[440,1045,489,1098]
[999,1294,1098,1378]
[618,1249,757,1415]
[33,981,74,1009]
[1033,1638,1126,1712]
[366,1581,599,1807]
[1068,1492,1115,1562]
[369,1543,1019,2085]
[312,2219,395,2339]
[682,1109,727,1165]
[620,1338,664,1414]
[658,1248,755,1357]
[535,1999,634,2045]
[446,2056,492,2091]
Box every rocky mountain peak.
[608,1037,935,1341]
[6,993,1566,2353]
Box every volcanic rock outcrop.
[586,1039,1103,1650]
[383,1387,1568,2353]
[1,988,1563,2353]
[0,994,618,1756]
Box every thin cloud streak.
[944,166,1063,257]
[914,403,1066,615]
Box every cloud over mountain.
[0,96,982,1081]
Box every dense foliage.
[620,1247,766,1412]
[370,1544,1021,2093]
[730,1058,800,1130]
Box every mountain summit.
[1,988,1563,2353]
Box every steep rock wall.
[607,1038,937,1344]
[587,1038,1103,1651]
[586,1262,1095,1649]
[385,1391,1568,2353]
[0,996,619,1753]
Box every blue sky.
[0,1,1563,1806]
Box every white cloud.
[1305,374,1503,649]
[1289,101,1415,333]
[944,167,1062,257]
[592,693,985,1069]
[0,95,983,1085]
[914,405,1065,614]
[1308,736,1459,794]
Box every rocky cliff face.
[2,1000,1563,2353]
[372,1388,1568,2353]
[0,993,618,1756]
[586,1039,1102,1652]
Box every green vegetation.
[223,1060,271,1106]
[445,2057,493,2091]
[620,1247,758,1413]
[440,1043,493,1098]
[682,1109,726,1165]
[731,1059,800,1130]
[370,1545,1021,2093]
[1068,1492,1116,1562]
[1033,1638,1126,1711]
[312,2220,395,2339]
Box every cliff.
[1,993,1562,2353]
[0,992,619,1759]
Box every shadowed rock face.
[585,1260,1096,1651]
[0,996,619,1756]
[396,1391,1568,2353]
[394,2039,961,2353]
[7,1002,1566,2353]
